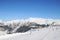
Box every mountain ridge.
[0,18,60,25]
[0,18,60,34]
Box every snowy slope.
[0,18,60,34]
[0,18,60,40]
[0,26,60,40]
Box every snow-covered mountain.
[0,18,60,25]
[4,18,60,25]
[0,18,60,34]
[0,18,60,40]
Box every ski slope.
[0,26,60,40]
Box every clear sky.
[0,0,60,20]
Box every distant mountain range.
[0,18,60,34]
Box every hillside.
[0,18,60,40]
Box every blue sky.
[0,0,60,20]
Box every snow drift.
[0,26,60,40]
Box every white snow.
[0,26,60,40]
[2,18,60,25]
[0,18,60,40]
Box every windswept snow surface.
[0,26,60,40]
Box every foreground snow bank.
[0,26,60,40]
